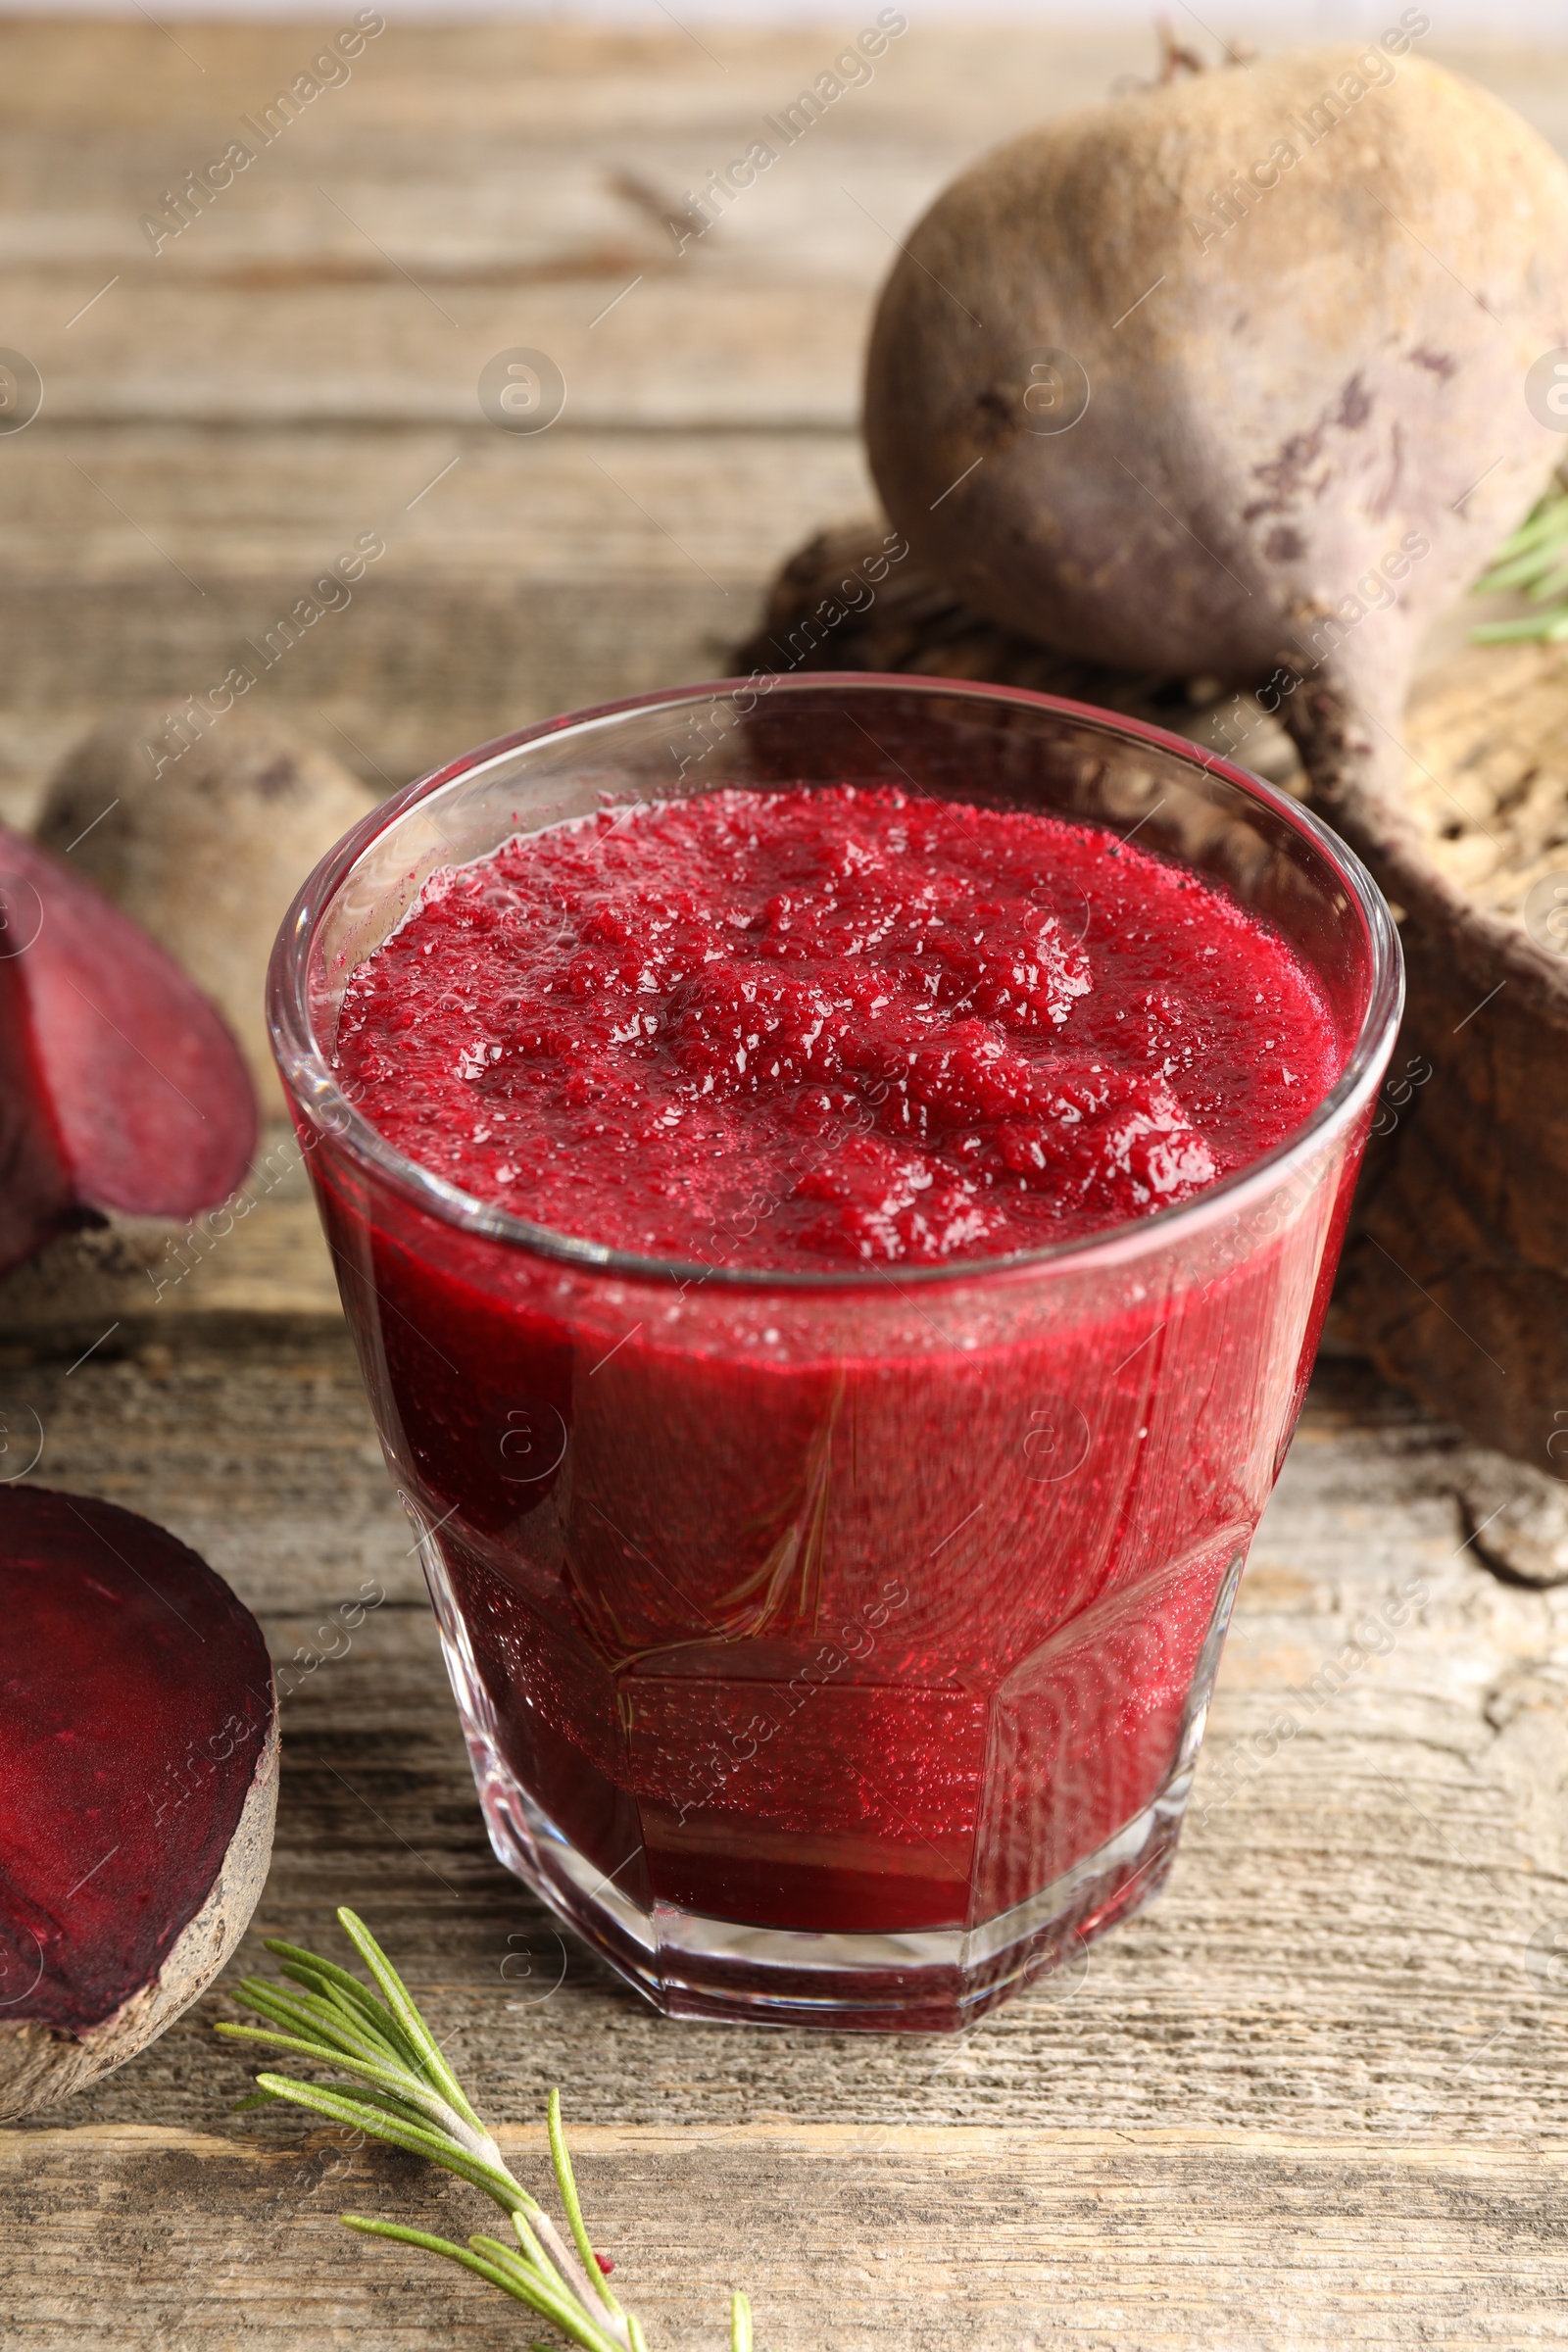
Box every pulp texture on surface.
[334,786,1339,1269]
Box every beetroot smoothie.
[336,787,1337,1269]
[323,783,1344,1954]
[274,678,1398,2027]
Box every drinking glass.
[269,675,1402,2031]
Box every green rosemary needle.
[1471,482,1568,642]
[217,1906,754,2352]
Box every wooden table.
[4,21,1568,2347]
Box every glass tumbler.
[269,675,1401,2031]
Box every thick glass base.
[477,1738,1186,2032]
[417,1518,1237,2032]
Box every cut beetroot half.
[0,1486,277,2117]
[0,826,257,1275]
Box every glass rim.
[268,671,1405,1294]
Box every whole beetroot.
[861,41,1568,1468]
[864,43,1568,717]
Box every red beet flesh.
[0,1486,274,2034]
[0,827,257,1273]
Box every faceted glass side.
[271,676,1400,2029]
[413,1493,1244,2029]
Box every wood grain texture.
[2,1340,1565,2129]
[0,1120,347,1332]
[1,21,1564,819]
[0,423,866,823]
[6,2125,1568,2350]
[6,19,1568,2345]
[3,1335,1568,2339]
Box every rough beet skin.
[0,1486,277,2117]
[863,50,1568,706]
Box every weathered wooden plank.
[0,21,1562,146]
[3,28,1565,440]
[7,24,1568,2346]
[3,277,869,430]
[0,566,752,828]
[5,140,943,292]
[5,277,870,426]
[0,20,1156,140]
[3,1338,1566,2149]
[0,425,870,821]
[4,2122,1568,2350]
[0,426,869,579]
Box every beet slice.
[0,1486,277,2117]
[0,945,75,1274]
[0,826,257,1274]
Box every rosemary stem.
[550,2087,626,2320]
[466,2233,630,2352]
[511,2200,580,2304]
[227,1916,759,2352]
[531,2209,631,2348]
[345,2219,624,2352]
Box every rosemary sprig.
[217,1906,754,2352]
[1472,480,1568,642]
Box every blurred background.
[3,0,1565,833]
[10,0,1568,20]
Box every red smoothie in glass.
[328,785,1343,1942]
[338,786,1336,1264]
